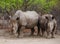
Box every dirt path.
[0,35,60,44]
[0,30,60,44]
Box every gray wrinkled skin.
[39,14,57,38]
[11,10,39,37]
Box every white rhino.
[11,10,40,37]
[39,14,57,38]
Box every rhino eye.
[45,16,48,20]
[52,16,54,19]
[16,17,19,20]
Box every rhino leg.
[51,26,56,38]
[41,29,45,37]
[31,27,34,36]
[17,26,25,38]
[46,29,51,38]
[37,22,41,36]
[51,31,55,38]
[37,26,40,36]
[12,22,18,37]
[17,25,21,38]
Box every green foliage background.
[0,0,60,15]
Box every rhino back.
[19,11,39,28]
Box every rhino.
[38,14,57,38]
[11,10,40,37]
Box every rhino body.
[39,14,57,38]
[11,10,40,37]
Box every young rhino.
[39,14,57,38]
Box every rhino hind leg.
[37,22,41,36]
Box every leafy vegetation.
[0,0,59,15]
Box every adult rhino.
[11,10,40,37]
[39,14,57,38]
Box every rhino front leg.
[51,31,55,38]
[17,25,21,38]
[12,22,18,37]
[41,29,45,37]
[51,22,57,38]
[31,27,34,36]
[51,26,57,38]
[46,29,51,38]
[18,26,25,38]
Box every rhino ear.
[52,16,54,19]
